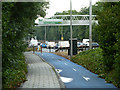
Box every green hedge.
[2,2,48,88]
[3,53,28,88]
[96,2,120,87]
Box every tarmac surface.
[19,51,117,89]
[20,52,65,88]
[35,52,116,88]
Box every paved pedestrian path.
[20,52,64,88]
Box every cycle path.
[35,52,117,88]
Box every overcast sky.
[45,0,99,18]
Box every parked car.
[92,43,99,47]
[55,43,60,49]
[77,42,86,47]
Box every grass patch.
[26,47,38,52]
[53,52,70,60]
[71,48,104,75]
[26,47,33,51]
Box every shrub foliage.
[2,2,48,88]
[96,2,120,87]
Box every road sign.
[44,21,62,24]
[39,19,63,24]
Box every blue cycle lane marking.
[35,52,116,88]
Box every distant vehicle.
[82,39,89,46]
[55,43,60,49]
[82,39,89,43]
[92,43,99,47]
[41,43,47,48]
[77,42,86,47]
[47,42,56,48]
[58,41,69,48]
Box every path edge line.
[34,52,66,88]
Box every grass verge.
[71,48,104,75]
[71,48,119,87]
[53,52,70,60]
[26,47,33,51]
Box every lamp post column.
[89,0,92,49]
[70,0,73,59]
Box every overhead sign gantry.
[36,15,98,26]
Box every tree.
[34,2,103,42]
[96,2,120,87]
[2,2,49,88]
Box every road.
[35,52,116,88]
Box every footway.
[20,52,64,88]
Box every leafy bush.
[3,55,27,88]
[2,2,49,88]
[96,2,120,87]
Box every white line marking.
[60,77,73,83]
[64,63,68,65]
[72,68,77,71]
[55,69,62,73]
[82,76,90,81]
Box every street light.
[70,0,73,59]
[45,25,46,43]
[89,0,92,49]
